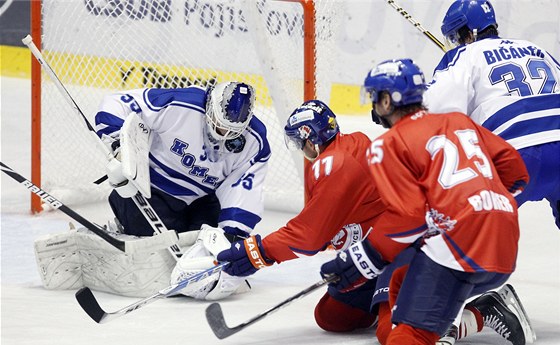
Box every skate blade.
[497,284,537,343]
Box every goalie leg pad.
[34,230,84,290]
[35,228,193,297]
[77,228,177,297]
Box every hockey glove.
[320,240,386,293]
[217,234,274,277]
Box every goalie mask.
[204,82,255,160]
[284,100,339,160]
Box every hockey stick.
[0,161,178,254]
[75,262,228,323]
[206,274,339,339]
[131,192,182,258]
[22,34,182,259]
[386,0,447,52]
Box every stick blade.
[206,303,239,339]
[75,287,108,323]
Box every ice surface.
[2,76,559,344]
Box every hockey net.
[32,0,343,213]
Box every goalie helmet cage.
[30,0,343,214]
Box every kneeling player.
[321,58,533,345]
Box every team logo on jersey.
[331,223,363,251]
[225,134,246,153]
[169,138,220,186]
[425,208,456,237]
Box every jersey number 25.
[370,129,492,189]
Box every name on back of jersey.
[467,190,513,213]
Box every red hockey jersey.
[367,111,529,273]
[262,132,387,263]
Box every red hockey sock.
[376,302,392,345]
[458,305,484,338]
[387,324,440,345]
[314,292,376,332]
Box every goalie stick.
[206,274,339,339]
[0,161,178,254]
[75,262,228,323]
[22,34,182,260]
[386,0,447,52]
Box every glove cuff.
[244,235,273,270]
[348,240,385,279]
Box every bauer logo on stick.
[22,180,63,208]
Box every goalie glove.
[170,224,246,300]
[217,234,274,277]
[320,240,386,293]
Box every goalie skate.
[497,284,537,343]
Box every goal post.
[30,0,342,214]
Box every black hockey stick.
[206,274,338,339]
[0,161,178,253]
[22,34,183,260]
[76,262,228,323]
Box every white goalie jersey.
[95,86,271,235]
[424,37,560,150]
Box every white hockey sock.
[458,308,483,339]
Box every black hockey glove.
[320,240,386,293]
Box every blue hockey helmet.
[206,81,255,141]
[284,100,339,150]
[441,0,497,46]
[362,58,426,108]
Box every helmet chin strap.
[472,28,478,42]
[301,141,320,161]
[371,105,394,129]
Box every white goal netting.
[37,0,343,213]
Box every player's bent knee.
[314,292,376,332]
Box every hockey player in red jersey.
[321,58,530,345]
[215,98,530,345]
[217,99,390,333]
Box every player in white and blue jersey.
[424,0,560,230]
[95,82,270,240]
